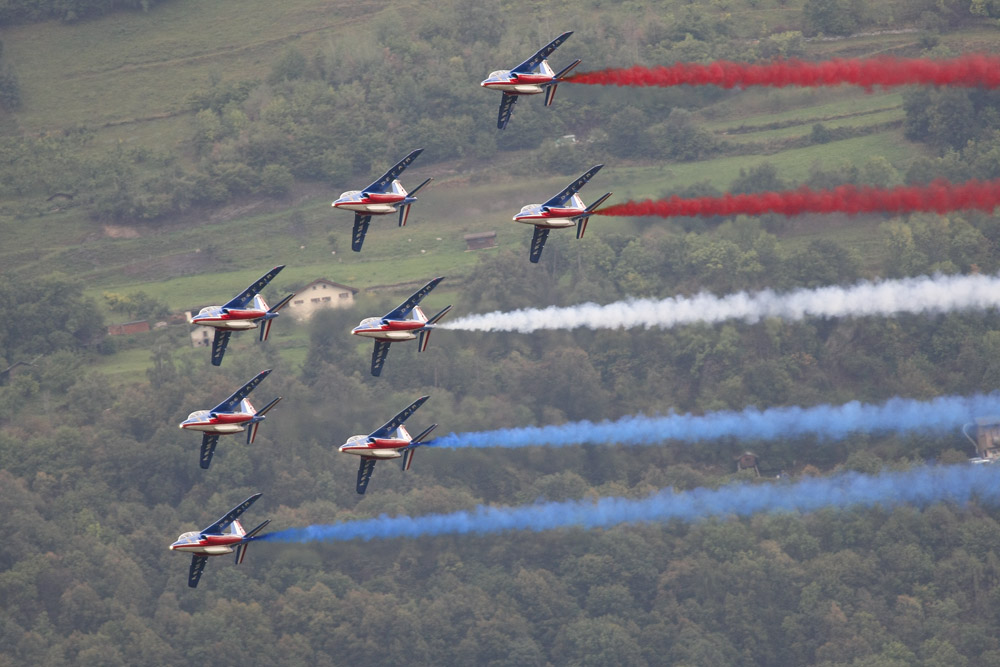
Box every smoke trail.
[429,393,1000,450]
[443,273,1000,333]
[260,464,1000,543]
[569,54,1000,89]
[595,180,1000,219]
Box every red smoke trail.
[569,54,1000,89]
[595,180,1000,219]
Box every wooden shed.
[464,231,497,251]
[964,417,1000,462]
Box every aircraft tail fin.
[399,203,411,227]
[553,58,581,81]
[418,305,452,352]
[259,294,294,342]
[400,447,416,471]
[574,192,612,239]
[410,423,437,444]
[400,424,437,471]
[408,177,433,197]
[235,519,271,564]
[247,396,282,444]
[544,84,559,107]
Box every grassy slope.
[4,1,998,375]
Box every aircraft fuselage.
[169,524,244,555]
[352,319,426,341]
[481,64,556,94]
[339,434,411,458]
[333,185,407,214]
[191,306,266,330]
[179,409,252,434]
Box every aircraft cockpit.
[358,317,381,328]
[175,531,201,544]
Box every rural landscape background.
[5,0,1000,664]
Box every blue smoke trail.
[428,393,1000,449]
[261,464,1000,543]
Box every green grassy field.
[4,0,997,382]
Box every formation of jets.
[171,32,603,587]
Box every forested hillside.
[6,0,1000,665]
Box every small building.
[464,231,497,251]
[190,327,212,348]
[964,417,1000,463]
[735,451,760,476]
[107,320,150,336]
[285,278,359,321]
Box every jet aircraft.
[331,148,432,252]
[480,31,581,130]
[338,395,437,494]
[179,369,281,469]
[513,164,612,263]
[189,266,294,366]
[169,492,270,588]
[351,276,453,377]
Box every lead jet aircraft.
[480,31,581,130]
[351,276,453,377]
[189,266,294,366]
[179,369,281,469]
[331,148,432,252]
[169,492,270,588]
[513,164,612,263]
[338,395,437,494]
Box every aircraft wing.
[542,164,604,208]
[188,555,208,588]
[370,340,391,377]
[210,330,232,367]
[221,266,286,310]
[356,457,377,494]
[211,369,272,413]
[199,434,220,470]
[351,213,372,252]
[383,276,445,320]
[362,148,424,194]
[498,93,517,130]
[201,492,263,535]
[369,395,430,439]
[511,31,574,74]
[529,226,550,264]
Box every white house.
[285,278,359,321]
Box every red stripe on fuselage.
[364,193,406,204]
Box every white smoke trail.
[443,273,1000,333]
